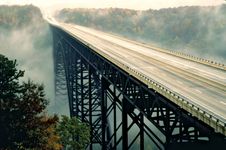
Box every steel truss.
[51,26,226,150]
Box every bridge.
[48,18,226,149]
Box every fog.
[0,18,62,114]
[2,28,52,84]
[1,24,51,91]
[0,5,72,116]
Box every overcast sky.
[0,0,225,10]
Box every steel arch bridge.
[51,25,226,150]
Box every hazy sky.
[0,0,225,10]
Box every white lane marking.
[220,101,226,106]
[195,89,202,94]
[177,81,183,85]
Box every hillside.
[0,5,55,110]
[57,5,226,63]
[0,5,44,29]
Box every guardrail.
[152,46,226,71]
[57,23,226,136]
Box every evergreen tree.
[0,54,61,149]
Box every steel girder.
[53,33,108,148]
[51,25,226,150]
[53,33,68,105]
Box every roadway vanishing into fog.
[48,18,226,134]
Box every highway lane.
[71,24,226,84]
[53,22,226,126]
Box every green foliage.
[57,115,90,150]
[57,5,226,62]
[0,54,24,148]
[0,54,24,99]
[0,54,59,149]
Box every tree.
[0,54,61,149]
[40,115,63,150]
[57,115,90,150]
[0,54,24,148]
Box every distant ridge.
[56,5,226,63]
[0,5,44,29]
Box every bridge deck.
[51,21,226,136]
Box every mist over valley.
[0,4,225,116]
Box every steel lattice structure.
[51,25,226,150]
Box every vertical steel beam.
[113,86,117,150]
[80,57,84,122]
[122,98,128,150]
[88,66,93,150]
[75,55,79,117]
[140,113,144,150]
[165,106,170,147]
[101,77,107,150]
